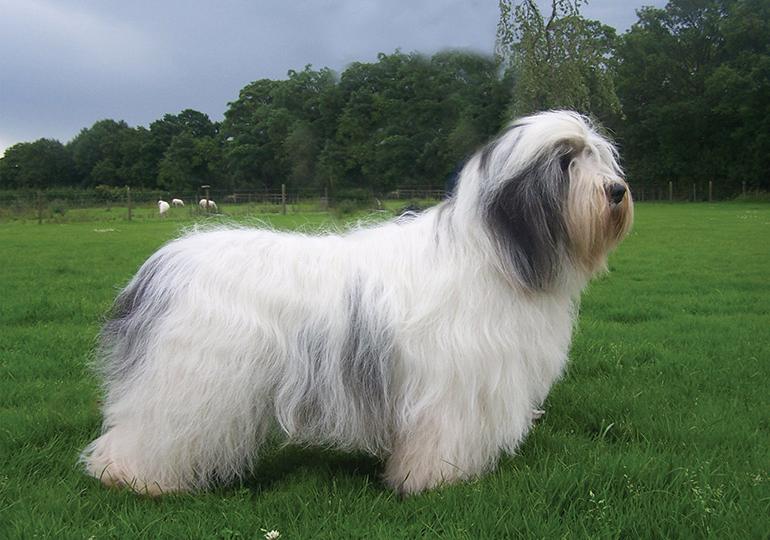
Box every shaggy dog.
[81,110,633,495]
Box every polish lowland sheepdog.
[81,110,633,495]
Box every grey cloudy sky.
[0,0,665,156]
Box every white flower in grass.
[264,530,280,540]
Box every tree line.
[1,0,767,197]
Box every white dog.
[82,111,633,495]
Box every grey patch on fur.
[340,277,393,444]
[288,276,393,453]
[98,251,174,384]
[484,148,571,290]
[292,325,329,428]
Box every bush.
[49,200,67,216]
[332,188,374,216]
[94,184,123,202]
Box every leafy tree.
[615,0,770,193]
[65,119,159,187]
[705,0,770,191]
[158,131,222,193]
[67,120,133,186]
[283,119,319,191]
[496,0,621,121]
[150,109,217,144]
[147,109,219,187]
[117,126,155,187]
[429,51,511,166]
[320,51,507,193]
[221,67,338,191]
[0,139,76,188]
[0,52,507,194]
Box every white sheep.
[199,199,218,211]
[158,200,170,216]
[171,198,185,207]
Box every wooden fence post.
[126,186,132,221]
[692,183,696,202]
[281,184,286,215]
[202,184,211,213]
[708,181,713,202]
[668,181,673,202]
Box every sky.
[0,0,667,156]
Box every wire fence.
[0,182,762,223]
[0,186,448,223]
[631,180,758,202]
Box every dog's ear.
[485,149,570,290]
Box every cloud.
[0,0,162,77]
[0,0,177,150]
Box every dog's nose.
[608,183,626,204]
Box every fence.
[1,181,762,223]
[0,185,449,223]
[631,180,757,202]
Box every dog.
[81,110,633,495]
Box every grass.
[0,203,768,538]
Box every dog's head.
[473,110,633,290]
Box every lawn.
[0,203,768,538]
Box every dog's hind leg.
[82,339,275,495]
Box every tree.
[147,110,219,187]
[2,50,516,195]
[118,126,156,187]
[496,0,621,121]
[158,131,222,193]
[221,67,338,191]
[0,139,76,189]
[319,51,507,192]
[67,120,139,187]
[615,0,770,193]
[283,120,319,191]
[706,0,770,191]
[428,51,511,168]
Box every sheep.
[199,199,218,211]
[158,200,170,216]
[171,198,185,207]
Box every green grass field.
[1,203,768,538]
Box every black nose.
[608,183,626,204]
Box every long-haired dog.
[81,110,633,495]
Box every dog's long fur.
[81,110,633,495]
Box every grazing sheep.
[199,199,218,211]
[158,200,170,216]
[171,199,185,207]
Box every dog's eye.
[559,153,573,173]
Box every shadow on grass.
[240,443,385,494]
